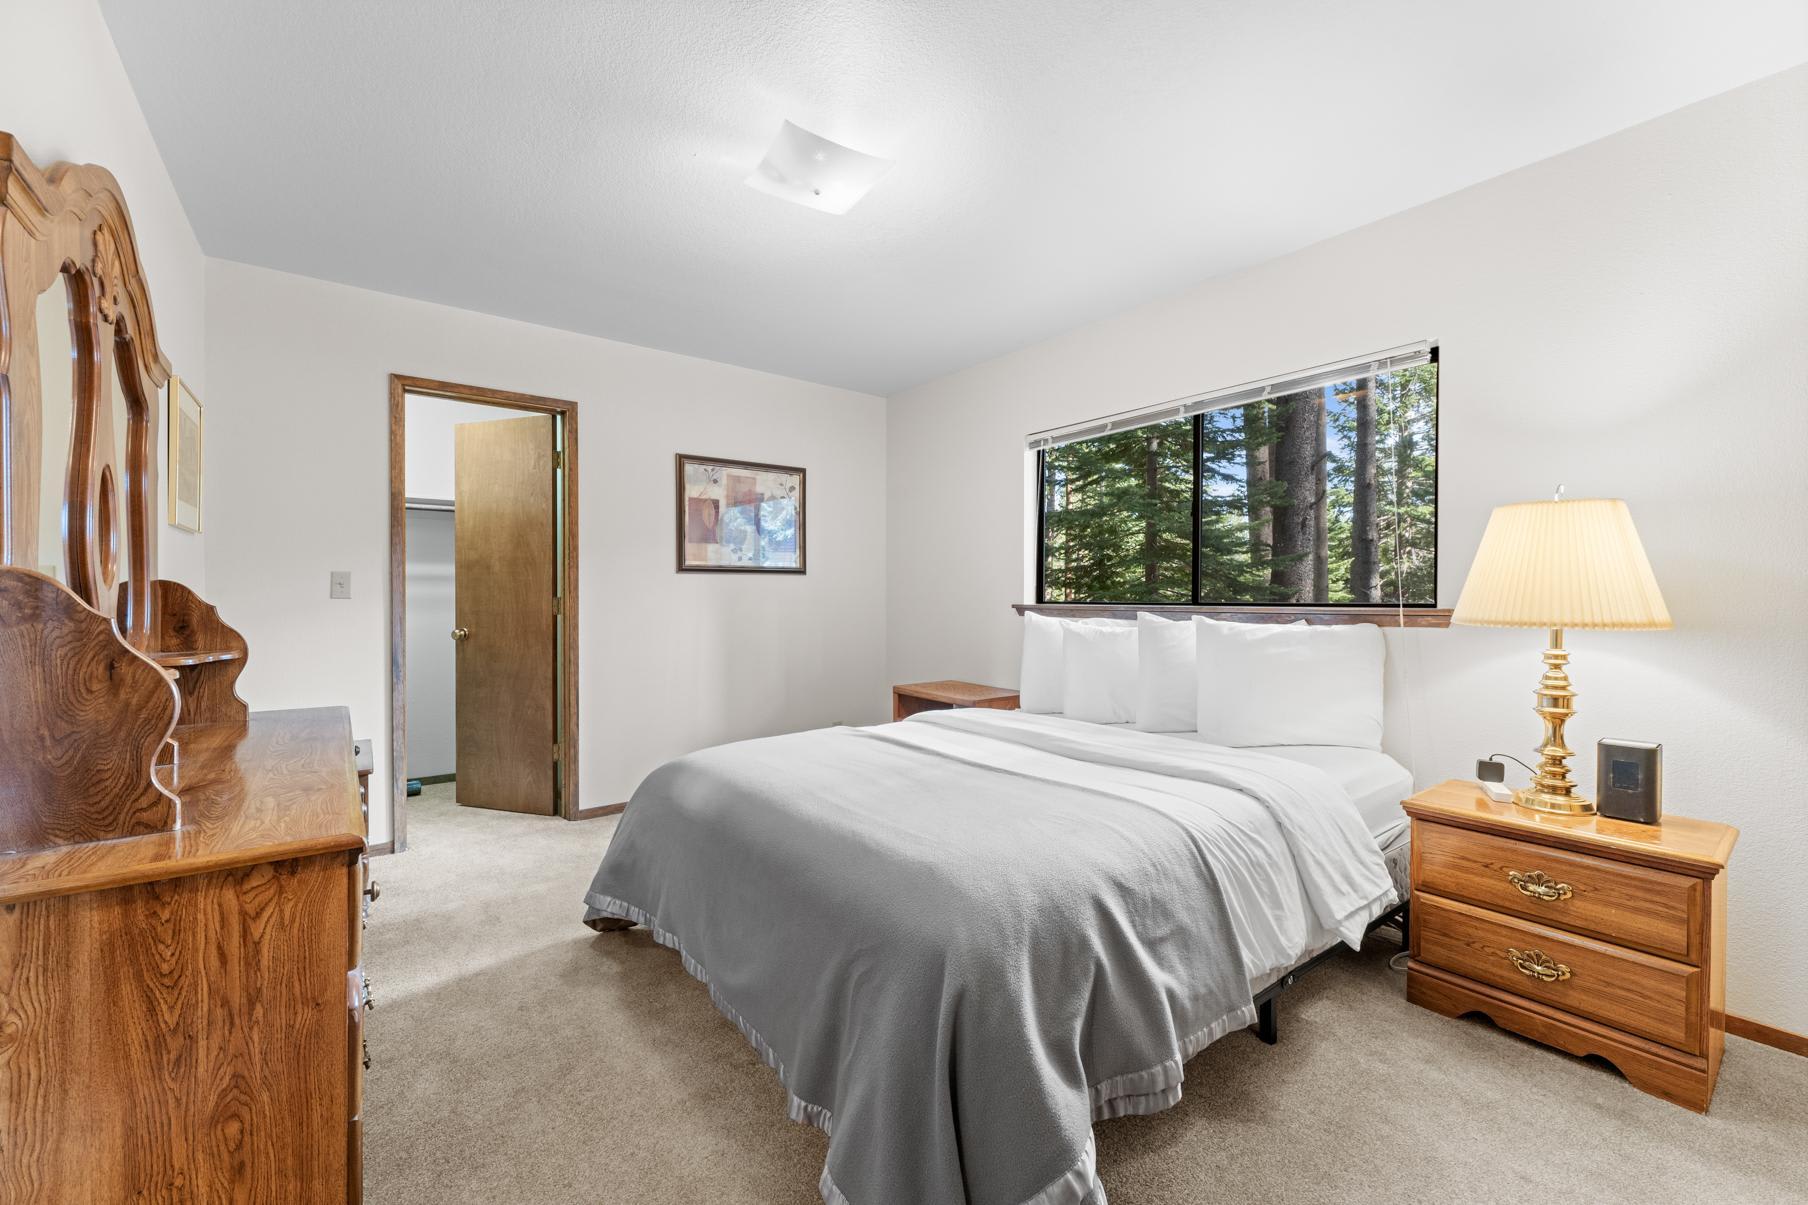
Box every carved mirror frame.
[0,132,169,646]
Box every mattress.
[1126,729,1414,847]
[1101,728,1416,971]
[1238,749,1414,993]
[1249,743,1413,848]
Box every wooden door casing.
[453,414,557,814]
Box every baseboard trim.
[569,802,626,821]
[415,772,456,786]
[1727,1013,1808,1057]
[366,840,395,857]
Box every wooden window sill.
[1013,603,1452,629]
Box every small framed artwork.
[167,375,203,533]
[676,454,805,573]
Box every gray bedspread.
[582,710,1394,1205]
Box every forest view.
[1039,364,1438,605]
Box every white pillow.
[1194,619,1385,749]
[1062,623,1140,724]
[1018,612,1134,713]
[1134,613,1197,732]
[1136,614,1309,731]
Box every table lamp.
[1451,494,1671,815]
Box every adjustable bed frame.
[1252,900,1410,1044]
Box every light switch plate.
[351,739,374,773]
[330,570,352,599]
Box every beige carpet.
[365,785,1807,1205]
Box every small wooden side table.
[1404,779,1736,1111]
[892,680,1020,723]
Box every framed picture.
[676,454,805,573]
[167,375,203,533]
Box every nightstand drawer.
[1415,820,1702,962]
[1413,893,1702,1053]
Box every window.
[1036,352,1438,607]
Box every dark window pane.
[1370,363,1439,605]
[1214,364,1438,605]
[1193,401,1283,603]
[1037,360,1437,607]
[1041,417,1194,603]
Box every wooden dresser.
[0,134,371,1199]
[1405,780,1736,1111]
[0,708,370,1202]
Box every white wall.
[204,258,890,848]
[403,508,456,778]
[403,394,521,501]
[1,0,208,589]
[887,66,1808,1031]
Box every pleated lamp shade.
[1452,498,1672,630]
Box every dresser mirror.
[31,271,76,582]
[1,134,164,639]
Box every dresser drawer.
[1413,893,1702,1053]
[1415,820,1702,962]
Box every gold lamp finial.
[1452,497,1670,816]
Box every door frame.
[387,374,590,855]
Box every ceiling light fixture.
[746,120,893,215]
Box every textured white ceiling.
[100,1,1807,395]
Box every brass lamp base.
[1513,786,1596,816]
[1513,627,1597,817]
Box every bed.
[582,707,1410,1205]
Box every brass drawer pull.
[1506,947,1572,983]
[1506,869,1572,902]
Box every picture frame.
[675,453,805,573]
[167,375,203,533]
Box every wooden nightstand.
[1404,780,1737,1111]
[892,681,1020,723]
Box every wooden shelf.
[149,649,243,668]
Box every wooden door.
[453,415,557,814]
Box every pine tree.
[1041,417,1192,602]
[1349,381,1380,602]
[1374,365,1438,603]
[1268,390,1322,602]
[1196,406,1269,601]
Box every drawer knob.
[1506,869,1572,902]
[1506,947,1572,983]
[365,880,381,903]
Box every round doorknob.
[450,627,470,641]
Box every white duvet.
[869,711,1394,985]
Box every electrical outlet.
[330,570,352,599]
